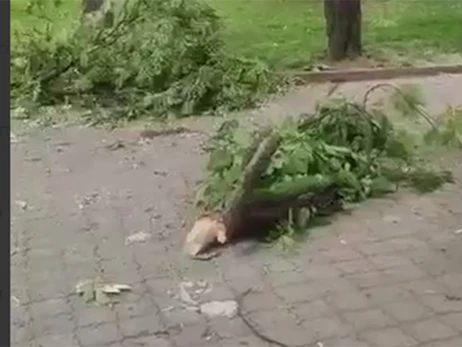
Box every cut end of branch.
[183,213,228,257]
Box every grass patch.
[208,0,462,68]
[12,0,462,69]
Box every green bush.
[11,0,279,120]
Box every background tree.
[324,0,362,61]
[82,0,104,14]
[81,0,113,27]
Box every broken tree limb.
[184,127,342,255]
[184,129,280,257]
[222,130,282,240]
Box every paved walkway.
[11,75,462,347]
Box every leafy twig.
[362,82,437,129]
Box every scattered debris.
[102,283,132,294]
[125,231,151,245]
[153,170,168,177]
[11,132,18,144]
[161,305,175,313]
[139,127,190,139]
[11,295,20,308]
[14,200,28,210]
[77,192,99,209]
[74,278,132,306]
[201,326,215,341]
[10,247,20,256]
[200,300,238,318]
[383,215,400,224]
[179,282,199,307]
[167,280,214,313]
[445,294,462,301]
[154,324,183,337]
[132,160,146,170]
[105,140,125,151]
[24,156,42,162]
[193,251,220,261]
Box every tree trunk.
[82,0,114,27]
[324,0,362,61]
[82,0,104,14]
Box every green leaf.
[207,149,233,171]
[370,176,397,196]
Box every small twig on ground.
[235,288,290,347]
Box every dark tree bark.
[82,0,104,14]
[82,0,114,27]
[324,0,362,61]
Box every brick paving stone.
[302,263,342,280]
[363,284,414,303]
[423,337,462,347]
[265,269,306,287]
[416,293,462,313]
[342,309,395,331]
[320,336,370,347]
[346,269,400,289]
[29,298,71,318]
[301,315,353,341]
[32,313,75,337]
[163,308,205,326]
[208,316,252,339]
[438,312,462,333]
[380,300,433,322]
[368,253,415,270]
[256,327,316,346]
[78,321,122,346]
[118,315,163,339]
[238,290,285,312]
[403,319,459,343]
[246,308,298,328]
[33,334,80,347]
[291,298,333,321]
[274,283,321,304]
[114,295,157,320]
[333,258,376,275]
[170,323,219,347]
[220,335,272,347]
[263,258,298,273]
[122,335,172,347]
[326,291,372,311]
[358,327,418,346]
[73,304,118,328]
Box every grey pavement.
[11,74,462,347]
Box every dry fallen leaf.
[102,284,132,294]
[14,200,28,210]
[105,140,125,151]
[11,295,20,308]
[179,282,198,306]
[125,231,151,245]
[199,300,238,318]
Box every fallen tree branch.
[222,130,282,240]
